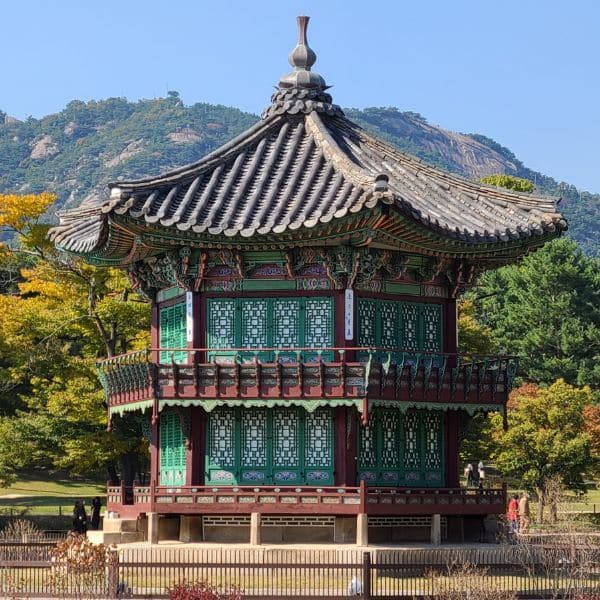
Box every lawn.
[0,473,105,517]
[561,487,600,513]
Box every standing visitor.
[90,496,102,530]
[478,460,485,482]
[72,500,87,534]
[507,494,519,534]
[465,463,474,487]
[518,492,530,533]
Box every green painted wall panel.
[242,280,296,291]
[384,282,421,295]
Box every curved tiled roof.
[50,16,566,258]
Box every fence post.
[107,549,119,599]
[362,551,371,599]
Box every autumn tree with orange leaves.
[492,380,594,522]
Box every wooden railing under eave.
[96,347,517,412]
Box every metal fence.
[1,543,599,599]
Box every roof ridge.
[305,112,372,187]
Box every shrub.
[0,518,42,542]
[50,533,119,599]
[167,580,243,600]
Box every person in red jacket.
[507,494,519,534]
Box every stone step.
[102,517,139,533]
[86,530,105,544]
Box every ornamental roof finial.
[262,15,342,119]
[278,15,326,90]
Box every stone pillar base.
[180,515,203,542]
[431,514,441,546]
[356,513,368,546]
[250,512,261,545]
[147,512,159,545]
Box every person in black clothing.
[72,500,87,534]
[90,496,102,530]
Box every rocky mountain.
[0,97,597,255]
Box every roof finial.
[289,16,317,71]
[278,15,326,90]
[262,15,343,119]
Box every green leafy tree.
[472,238,600,388]
[457,298,498,463]
[480,174,535,192]
[492,380,593,522]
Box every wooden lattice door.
[159,302,187,363]
[357,409,445,487]
[159,411,186,485]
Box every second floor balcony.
[98,347,517,415]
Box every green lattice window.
[206,297,334,362]
[159,411,186,486]
[205,407,334,485]
[358,409,445,487]
[357,299,443,359]
[159,302,187,363]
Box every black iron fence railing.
[2,543,598,598]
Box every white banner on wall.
[344,288,354,341]
[186,291,194,342]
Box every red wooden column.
[444,296,460,487]
[444,297,458,356]
[150,414,160,490]
[334,407,346,486]
[333,289,357,486]
[185,291,205,485]
[186,406,204,485]
[150,302,160,489]
[151,302,160,364]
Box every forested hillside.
[0,95,597,255]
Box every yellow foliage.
[457,298,495,355]
[0,192,56,231]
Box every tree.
[492,380,593,522]
[0,193,150,485]
[480,174,535,193]
[471,238,600,388]
[582,403,600,476]
[458,298,496,356]
[457,298,498,463]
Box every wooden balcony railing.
[106,482,507,517]
[97,347,517,411]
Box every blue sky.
[2,0,599,192]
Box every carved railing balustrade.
[97,347,517,411]
[106,482,506,516]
